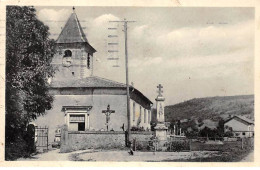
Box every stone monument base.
[154,123,168,141]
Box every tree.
[5,6,55,160]
[217,118,225,137]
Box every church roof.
[51,76,126,88]
[50,76,153,105]
[56,11,90,44]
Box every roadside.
[16,145,254,162]
[240,150,254,162]
[72,150,220,162]
[17,149,93,161]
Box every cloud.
[37,9,71,39]
[92,14,120,27]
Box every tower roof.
[56,10,89,44]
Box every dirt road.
[240,151,254,162]
[17,149,219,162]
[17,149,91,161]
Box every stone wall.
[60,128,154,153]
[60,130,126,152]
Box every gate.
[35,126,49,152]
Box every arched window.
[64,50,72,57]
[62,50,72,67]
[140,106,142,122]
[133,102,136,121]
[148,110,151,123]
[144,109,146,123]
[87,53,90,69]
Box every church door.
[78,122,85,131]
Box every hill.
[164,95,254,122]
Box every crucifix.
[102,105,115,131]
[157,84,163,97]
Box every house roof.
[50,76,153,105]
[56,11,96,53]
[225,115,254,125]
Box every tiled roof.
[236,116,254,124]
[56,12,88,43]
[50,76,153,105]
[50,76,126,88]
[225,115,254,125]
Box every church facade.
[46,9,153,133]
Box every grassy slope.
[165,95,254,122]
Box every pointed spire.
[56,8,88,43]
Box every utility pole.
[109,18,135,146]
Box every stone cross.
[157,84,163,97]
[102,105,115,131]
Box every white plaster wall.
[35,94,127,142]
[225,119,249,131]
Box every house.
[224,115,254,138]
[35,8,153,139]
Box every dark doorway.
[78,123,85,131]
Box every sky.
[35,6,254,105]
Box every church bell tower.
[52,7,96,81]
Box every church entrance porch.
[62,106,92,131]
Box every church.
[43,8,153,135]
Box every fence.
[190,137,254,152]
[132,136,254,152]
[35,126,49,152]
[132,137,190,152]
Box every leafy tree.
[217,118,225,137]
[5,6,55,160]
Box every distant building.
[224,115,254,138]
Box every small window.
[63,50,72,67]
[133,102,136,121]
[140,106,142,122]
[64,50,72,57]
[87,53,90,69]
[144,109,146,123]
[242,132,246,135]
[70,115,85,123]
[148,110,151,123]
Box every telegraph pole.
[109,19,135,146]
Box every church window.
[144,109,147,123]
[148,110,151,123]
[62,50,72,67]
[140,106,142,122]
[87,53,90,69]
[133,102,136,121]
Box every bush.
[131,126,145,131]
[224,131,234,137]
[167,140,190,152]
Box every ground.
[17,148,253,162]
[240,150,254,162]
[17,149,88,161]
